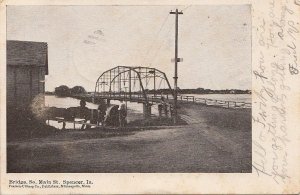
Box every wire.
[145,6,190,68]
[142,14,170,65]
[181,5,192,11]
[149,22,174,66]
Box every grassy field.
[7,103,251,173]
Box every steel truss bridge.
[91,66,251,109]
[93,66,174,105]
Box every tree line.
[146,88,251,94]
[46,85,87,97]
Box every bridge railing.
[149,94,251,109]
[92,93,251,109]
[180,96,251,109]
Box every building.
[7,40,48,108]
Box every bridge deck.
[75,94,251,109]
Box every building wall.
[7,66,46,108]
[7,40,48,109]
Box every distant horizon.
[45,86,252,93]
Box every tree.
[70,86,87,95]
[54,85,70,96]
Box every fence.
[150,94,251,109]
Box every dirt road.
[7,104,251,173]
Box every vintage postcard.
[0,0,299,194]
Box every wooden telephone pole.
[170,9,183,124]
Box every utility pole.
[170,9,183,124]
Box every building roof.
[7,40,48,74]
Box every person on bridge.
[119,101,127,127]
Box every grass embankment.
[7,106,187,142]
[7,109,57,141]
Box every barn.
[7,40,48,108]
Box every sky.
[7,5,251,91]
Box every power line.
[142,14,170,65]
[147,6,191,68]
[148,22,174,66]
[182,5,192,11]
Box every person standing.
[119,101,127,127]
[161,96,168,117]
[97,99,107,126]
[79,100,89,129]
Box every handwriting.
[253,52,268,82]
[252,0,298,185]
[286,42,299,74]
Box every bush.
[54,85,70,96]
[70,86,86,95]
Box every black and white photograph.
[6,4,252,173]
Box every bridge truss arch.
[94,66,174,104]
